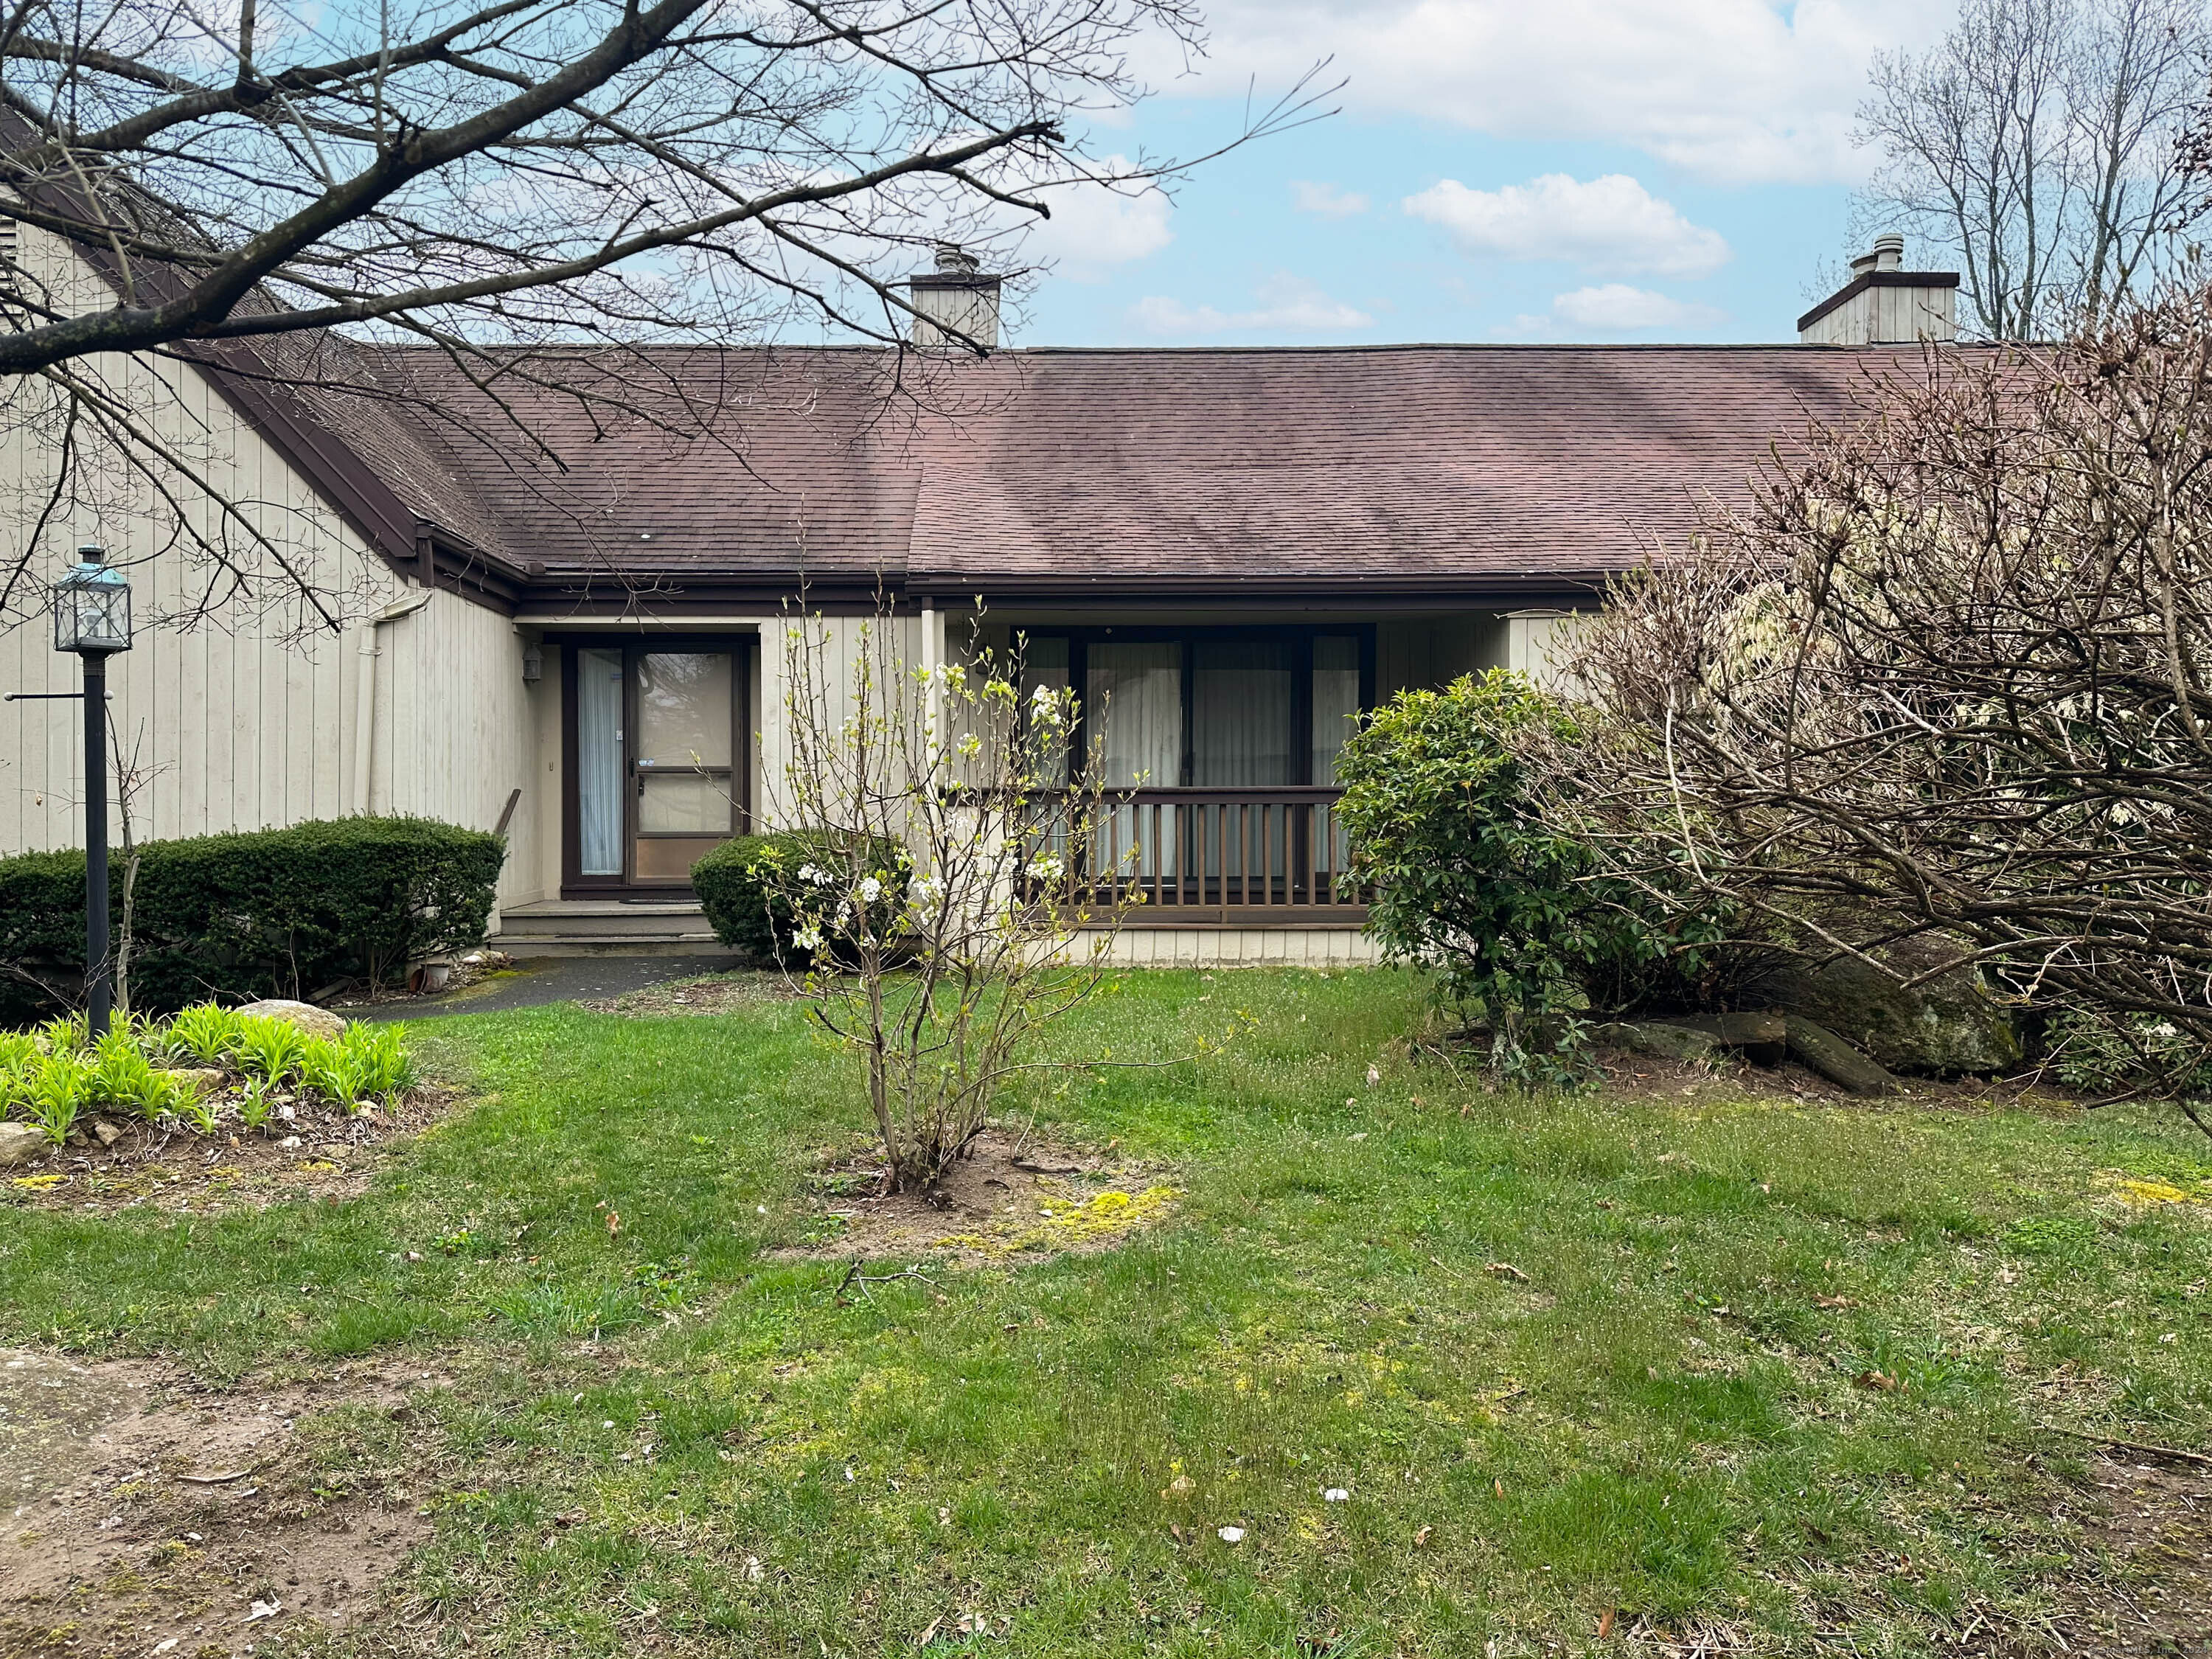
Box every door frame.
[557,634,753,897]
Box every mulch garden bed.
[4,1085,466,1217]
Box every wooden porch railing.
[1043,787,1369,917]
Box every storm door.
[566,640,748,891]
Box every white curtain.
[1088,642,1181,880]
[577,647,624,875]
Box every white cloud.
[1133,0,1953,185]
[1551,283,1725,330]
[1132,274,1375,334]
[1291,180,1370,218]
[1403,173,1730,278]
[1021,161,1173,281]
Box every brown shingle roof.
[334,341,1945,601]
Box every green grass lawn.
[4,967,2211,1655]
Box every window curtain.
[1311,636,1361,783]
[1088,642,1181,879]
[1311,636,1361,873]
[1192,641,1291,785]
[1018,635,1072,788]
[577,647,625,876]
[1193,641,1291,883]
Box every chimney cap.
[933,241,981,276]
[1849,233,1908,277]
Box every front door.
[566,641,748,891]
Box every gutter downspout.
[349,588,434,816]
[920,601,943,754]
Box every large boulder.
[1752,939,2019,1077]
[0,1121,49,1167]
[233,999,345,1042]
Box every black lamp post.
[52,547,132,1037]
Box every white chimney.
[1798,234,1958,346]
[908,243,1001,349]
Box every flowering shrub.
[762,608,1141,1190]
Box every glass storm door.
[632,650,737,881]
[569,643,743,887]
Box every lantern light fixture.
[52,545,132,655]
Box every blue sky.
[1004,0,1956,348]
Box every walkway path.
[344,953,742,1021]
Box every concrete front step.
[495,899,726,956]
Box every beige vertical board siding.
[754,611,922,829]
[376,596,540,905]
[0,220,557,910]
[1506,612,1588,689]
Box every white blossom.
[792,925,823,952]
[1030,854,1064,883]
[858,876,883,903]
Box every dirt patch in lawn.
[0,1346,442,1657]
[3,1085,467,1218]
[2048,1450,2212,1656]
[784,1128,1178,1265]
[579,970,796,1018]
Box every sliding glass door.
[1018,625,1372,904]
[565,640,748,891]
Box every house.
[0,234,1960,964]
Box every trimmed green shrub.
[1336,670,1725,1072]
[0,815,504,1023]
[693,830,908,962]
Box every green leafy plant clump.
[0,815,506,1023]
[692,830,910,963]
[0,1004,419,1144]
[1335,670,1724,1077]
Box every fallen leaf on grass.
[1854,1369,1901,1392]
[916,1615,942,1649]
[1414,1526,1433,1547]
[1163,1474,1194,1499]
[1493,1478,1506,1499]
[1814,1294,1854,1310]
[1485,1262,1530,1283]
[241,1600,282,1624]
[1597,1607,1615,1638]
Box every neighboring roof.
[343,341,1943,608]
